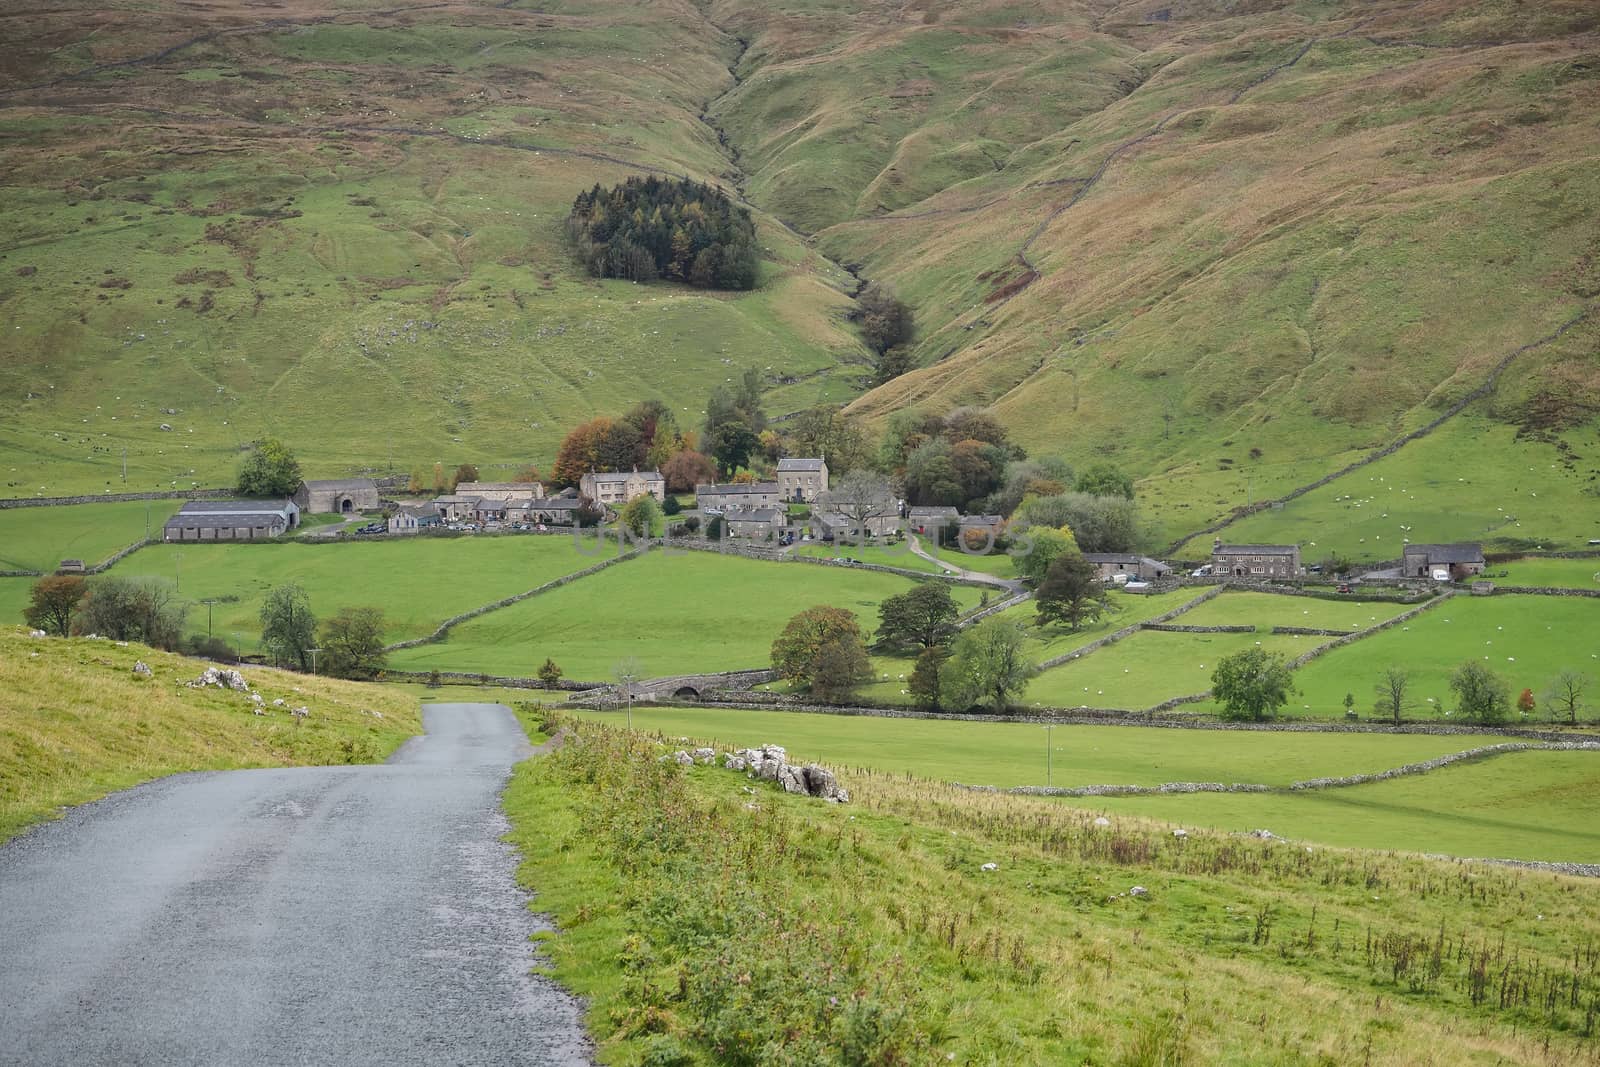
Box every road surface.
[0,703,590,1066]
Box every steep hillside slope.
[1,0,1596,551]
[750,0,1600,536]
[0,0,869,494]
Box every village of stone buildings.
[154,458,1493,592]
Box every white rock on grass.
[28,629,47,638]
[132,661,153,679]
[188,666,250,691]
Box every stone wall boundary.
[1270,625,1355,637]
[1165,304,1593,554]
[953,741,1599,799]
[1491,585,1600,598]
[1142,623,1255,634]
[1036,585,1223,672]
[383,550,643,652]
[0,488,232,509]
[1286,590,1455,670]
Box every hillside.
[0,626,421,841]
[1,0,1597,549]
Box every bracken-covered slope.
[752,0,1600,542]
[1,0,1597,550]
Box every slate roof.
[165,513,288,530]
[908,506,960,520]
[301,478,375,491]
[175,499,296,517]
[1214,543,1299,555]
[725,506,785,523]
[777,458,826,472]
[587,469,665,483]
[1403,542,1485,563]
[697,481,780,496]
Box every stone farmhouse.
[1212,540,1302,579]
[1082,553,1172,582]
[723,506,787,540]
[1402,542,1486,581]
[164,499,300,542]
[293,478,379,515]
[696,481,781,511]
[389,503,443,533]
[814,510,899,541]
[776,458,828,503]
[580,469,666,506]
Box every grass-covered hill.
[1,0,1597,550]
[0,626,421,842]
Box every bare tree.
[1373,667,1415,723]
[817,470,895,539]
[1543,671,1590,726]
[613,657,644,729]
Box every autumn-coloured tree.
[23,575,87,636]
[662,449,717,493]
[551,417,643,487]
[1518,688,1536,716]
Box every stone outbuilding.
[293,478,379,515]
[389,503,443,534]
[906,506,960,536]
[724,506,787,540]
[776,457,828,503]
[1212,540,1302,579]
[1402,542,1486,581]
[164,499,300,541]
[1082,553,1172,582]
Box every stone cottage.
[1212,541,1302,580]
[776,458,828,503]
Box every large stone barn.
[293,478,379,515]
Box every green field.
[790,541,943,574]
[1293,593,1600,719]
[1092,750,1600,864]
[110,535,620,649]
[1494,556,1600,588]
[0,579,32,627]
[566,703,1501,791]
[0,500,179,572]
[1025,629,1325,710]
[390,549,984,680]
[1190,416,1600,561]
[1176,590,1415,632]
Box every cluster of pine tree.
[565,176,759,290]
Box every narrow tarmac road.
[0,703,590,1066]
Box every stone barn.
[294,478,379,515]
[1402,543,1486,581]
[164,499,300,541]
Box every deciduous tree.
[260,582,316,671]
[1074,463,1134,500]
[854,282,914,354]
[237,438,301,497]
[319,607,387,680]
[771,606,869,693]
[876,582,959,651]
[1373,667,1415,723]
[1450,660,1510,724]
[662,449,717,493]
[908,645,950,711]
[1010,525,1078,585]
[76,578,186,651]
[1543,671,1590,725]
[23,574,87,636]
[1212,648,1294,721]
[944,618,1037,713]
[619,494,660,537]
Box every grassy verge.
[505,715,1600,1065]
[0,626,421,843]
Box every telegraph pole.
[307,647,324,676]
